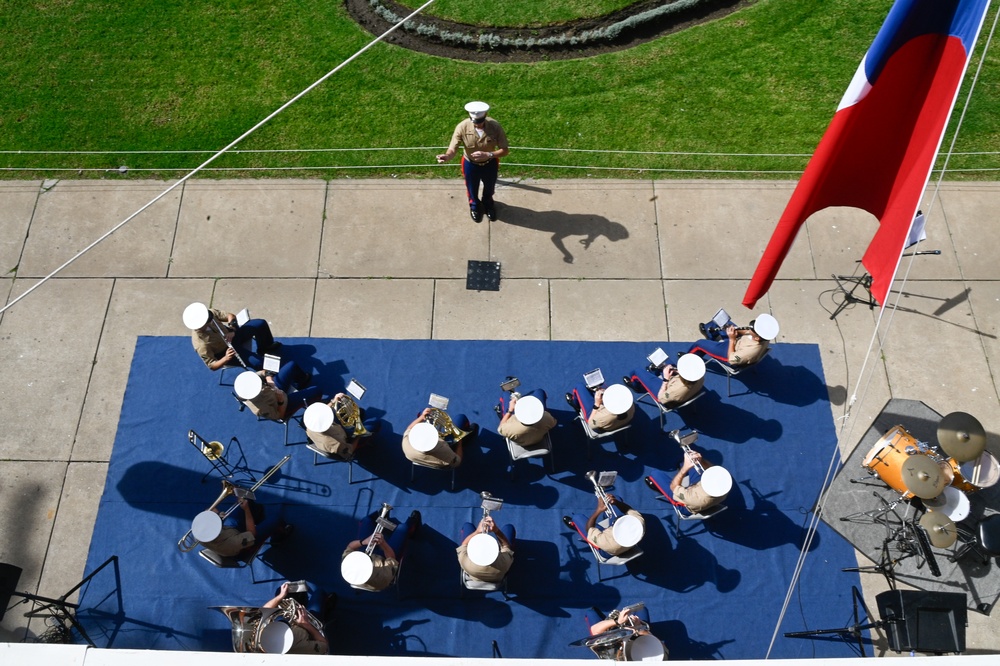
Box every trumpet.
[178,455,290,552]
[211,316,249,370]
[479,491,504,530]
[333,392,368,438]
[587,470,620,521]
[365,503,395,555]
[681,443,705,474]
[425,407,471,442]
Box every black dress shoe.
[470,208,483,223]
[494,404,503,419]
[409,510,422,535]
[644,476,659,492]
[699,323,709,339]
[485,204,497,221]
[562,516,575,529]
[565,392,577,409]
[267,341,283,353]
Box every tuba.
[425,407,471,442]
[212,598,325,653]
[333,393,368,438]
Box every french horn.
[333,393,368,438]
[425,407,471,442]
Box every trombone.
[178,455,290,552]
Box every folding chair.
[586,518,644,582]
[217,363,242,387]
[577,412,632,459]
[410,459,457,491]
[628,373,704,430]
[233,391,304,447]
[649,475,728,534]
[460,568,510,599]
[198,536,274,583]
[505,432,554,479]
[704,347,770,397]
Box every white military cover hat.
[625,633,666,661]
[303,402,335,432]
[341,550,376,586]
[611,513,644,548]
[752,313,780,340]
[259,622,293,654]
[467,532,501,566]
[701,465,734,498]
[465,101,490,119]
[234,371,263,400]
[409,421,439,452]
[602,384,634,416]
[191,510,223,542]
[513,395,544,426]
[182,302,210,329]
[676,354,706,382]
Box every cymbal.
[901,455,949,499]
[919,511,957,548]
[937,411,986,463]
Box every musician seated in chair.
[262,582,330,655]
[457,516,515,583]
[183,301,282,372]
[627,353,705,408]
[304,394,380,461]
[200,492,293,559]
[645,446,732,515]
[402,408,478,469]
[563,493,645,557]
[566,383,635,433]
[585,604,667,661]
[496,389,556,447]
[685,312,779,369]
[341,510,422,592]
[235,368,323,422]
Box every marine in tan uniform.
[498,392,556,447]
[457,517,514,583]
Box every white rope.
[763,3,1000,657]
[0,0,438,316]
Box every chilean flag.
[743,0,990,309]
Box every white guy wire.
[0,0,438,316]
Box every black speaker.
[876,590,967,654]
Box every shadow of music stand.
[785,586,886,657]
[0,555,119,647]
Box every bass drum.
[863,426,951,498]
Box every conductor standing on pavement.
[436,101,509,223]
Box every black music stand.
[0,556,119,646]
[785,586,884,657]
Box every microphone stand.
[829,250,940,320]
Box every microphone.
[912,250,942,256]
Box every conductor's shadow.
[706,481,820,552]
[500,204,629,264]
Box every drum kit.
[853,412,994,552]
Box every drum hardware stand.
[842,535,900,590]
[839,490,910,526]
[491,640,503,658]
[784,586,887,657]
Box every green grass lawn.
[0,0,997,179]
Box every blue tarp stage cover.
[78,337,862,659]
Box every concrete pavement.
[1,177,999,654]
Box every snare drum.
[862,425,952,498]
[949,450,1000,493]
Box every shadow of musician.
[499,204,629,264]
